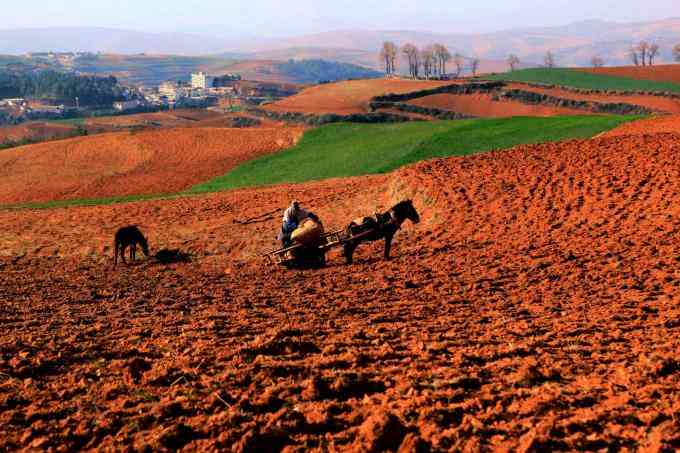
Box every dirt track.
[1,132,680,451]
[0,127,304,205]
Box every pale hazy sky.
[3,0,679,37]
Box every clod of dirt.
[234,428,290,453]
[354,412,407,452]
[510,358,561,388]
[397,433,431,453]
[153,423,195,450]
[123,357,152,384]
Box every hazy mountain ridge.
[2,18,680,68]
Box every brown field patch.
[508,82,680,114]
[0,126,304,205]
[2,128,680,450]
[265,78,452,115]
[579,64,680,84]
[408,92,586,117]
[0,122,77,143]
[84,109,223,129]
[600,114,680,136]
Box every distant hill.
[72,55,380,86]
[3,18,680,73]
[245,47,521,76]
[0,28,238,55]
[238,19,680,67]
[72,54,239,86]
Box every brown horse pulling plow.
[265,200,420,268]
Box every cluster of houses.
[24,52,94,70]
[133,72,298,112]
[136,72,242,110]
[0,98,78,123]
[0,69,301,124]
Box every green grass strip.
[189,115,640,193]
[486,68,680,93]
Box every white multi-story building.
[191,72,214,90]
[113,100,142,112]
[159,81,180,101]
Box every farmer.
[279,200,310,247]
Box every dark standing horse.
[114,226,149,266]
[343,200,420,264]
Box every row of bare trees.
[629,41,660,66]
[390,40,680,76]
[379,42,399,75]
[673,44,680,62]
[505,52,556,71]
[381,41,482,79]
[505,46,659,71]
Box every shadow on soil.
[153,249,192,265]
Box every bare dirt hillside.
[601,114,680,136]
[407,93,587,117]
[0,127,303,205]
[507,82,680,114]
[579,64,680,84]
[0,122,77,143]
[1,130,679,450]
[265,79,452,115]
[83,110,221,129]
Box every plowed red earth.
[508,82,680,114]
[601,115,680,137]
[84,110,223,129]
[265,79,452,115]
[579,65,680,84]
[0,127,304,205]
[85,110,280,130]
[407,93,586,117]
[0,122,77,143]
[2,131,680,451]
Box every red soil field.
[1,130,680,450]
[84,110,223,129]
[601,114,680,137]
[0,127,304,205]
[265,79,452,115]
[0,122,77,143]
[508,82,680,114]
[408,93,586,117]
[580,64,680,84]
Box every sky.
[2,0,679,37]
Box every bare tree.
[506,54,520,71]
[453,52,464,78]
[401,44,419,79]
[629,46,640,66]
[590,56,605,68]
[674,44,680,62]
[636,41,650,66]
[380,41,398,76]
[470,57,481,77]
[414,48,422,79]
[647,43,660,66]
[433,44,451,77]
[421,46,436,79]
[544,51,556,68]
